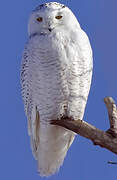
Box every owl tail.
[35,124,75,177]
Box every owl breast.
[28,33,70,123]
[28,31,92,123]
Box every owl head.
[28,2,80,36]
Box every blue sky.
[0,0,117,179]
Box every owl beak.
[48,23,54,32]
[48,28,53,32]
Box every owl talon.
[60,115,68,120]
[60,116,74,121]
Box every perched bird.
[21,2,93,177]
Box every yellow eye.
[55,15,63,20]
[36,17,43,22]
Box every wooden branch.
[108,161,117,164]
[50,97,117,155]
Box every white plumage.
[21,2,93,176]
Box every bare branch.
[104,97,117,137]
[50,97,117,155]
[108,161,117,164]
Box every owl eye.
[36,17,43,22]
[55,15,63,20]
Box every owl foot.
[51,115,74,123]
[61,115,74,121]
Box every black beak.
[48,28,52,32]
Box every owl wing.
[79,29,93,84]
[80,29,93,67]
[21,43,39,158]
[64,28,93,120]
[75,29,93,99]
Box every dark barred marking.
[78,95,87,102]
[33,2,66,12]
[69,95,87,102]
[78,68,93,77]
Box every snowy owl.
[21,2,93,177]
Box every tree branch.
[50,97,117,155]
[108,161,117,164]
